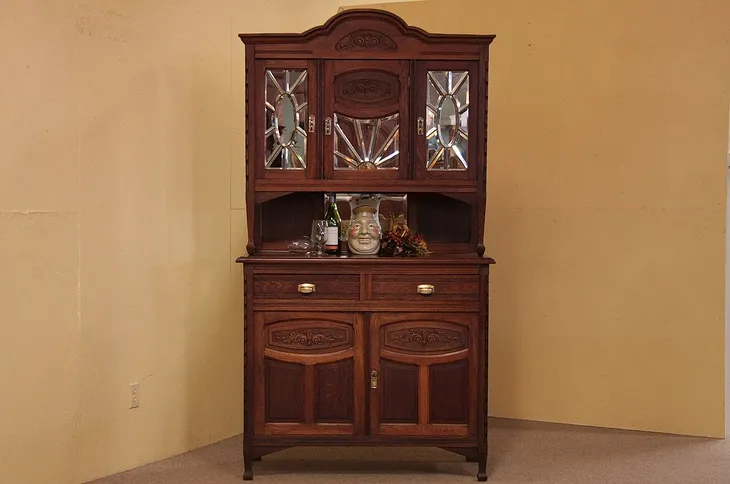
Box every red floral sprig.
[380,214,431,257]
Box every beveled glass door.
[323,60,410,180]
[256,60,318,180]
[414,61,478,181]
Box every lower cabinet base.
[242,441,487,481]
[241,262,492,482]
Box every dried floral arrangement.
[379,214,432,257]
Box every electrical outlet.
[129,382,140,409]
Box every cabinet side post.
[245,43,256,255]
[477,265,490,481]
[476,44,490,257]
[243,263,254,479]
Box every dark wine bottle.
[324,193,342,254]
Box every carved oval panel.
[335,70,400,107]
[335,30,397,52]
[383,323,467,354]
[267,322,352,353]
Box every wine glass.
[309,220,326,256]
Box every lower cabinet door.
[254,311,366,436]
[369,312,478,437]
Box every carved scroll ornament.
[385,327,465,352]
[335,30,397,51]
[334,70,400,106]
[273,329,346,348]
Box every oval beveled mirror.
[273,93,299,147]
[436,94,459,148]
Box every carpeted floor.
[86,418,730,484]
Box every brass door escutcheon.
[370,370,377,389]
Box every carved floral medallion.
[335,30,397,51]
[334,70,399,106]
[385,327,465,352]
[272,329,347,349]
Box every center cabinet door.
[254,312,366,436]
[323,60,410,180]
[369,313,478,438]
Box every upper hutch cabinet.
[238,8,495,482]
[242,9,494,256]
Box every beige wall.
[1,0,728,483]
[726,107,730,437]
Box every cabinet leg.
[476,445,487,481]
[243,461,254,481]
[243,447,254,480]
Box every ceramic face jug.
[347,195,382,255]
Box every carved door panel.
[254,312,366,436]
[414,61,479,181]
[369,313,477,437]
[255,60,319,180]
[323,60,410,180]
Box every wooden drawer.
[253,273,360,301]
[371,273,480,303]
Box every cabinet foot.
[244,447,254,480]
[477,460,487,481]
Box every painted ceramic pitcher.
[347,194,382,255]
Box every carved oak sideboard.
[236,9,496,481]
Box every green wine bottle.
[324,193,342,254]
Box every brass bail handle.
[417,284,435,295]
[297,283,316,294]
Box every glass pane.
[334,113,399,170]
[265,69,308,170]
[426,70,469,171]
[323,193,407,220]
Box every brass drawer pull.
[417,284,435,295]
[297,283,316,294]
